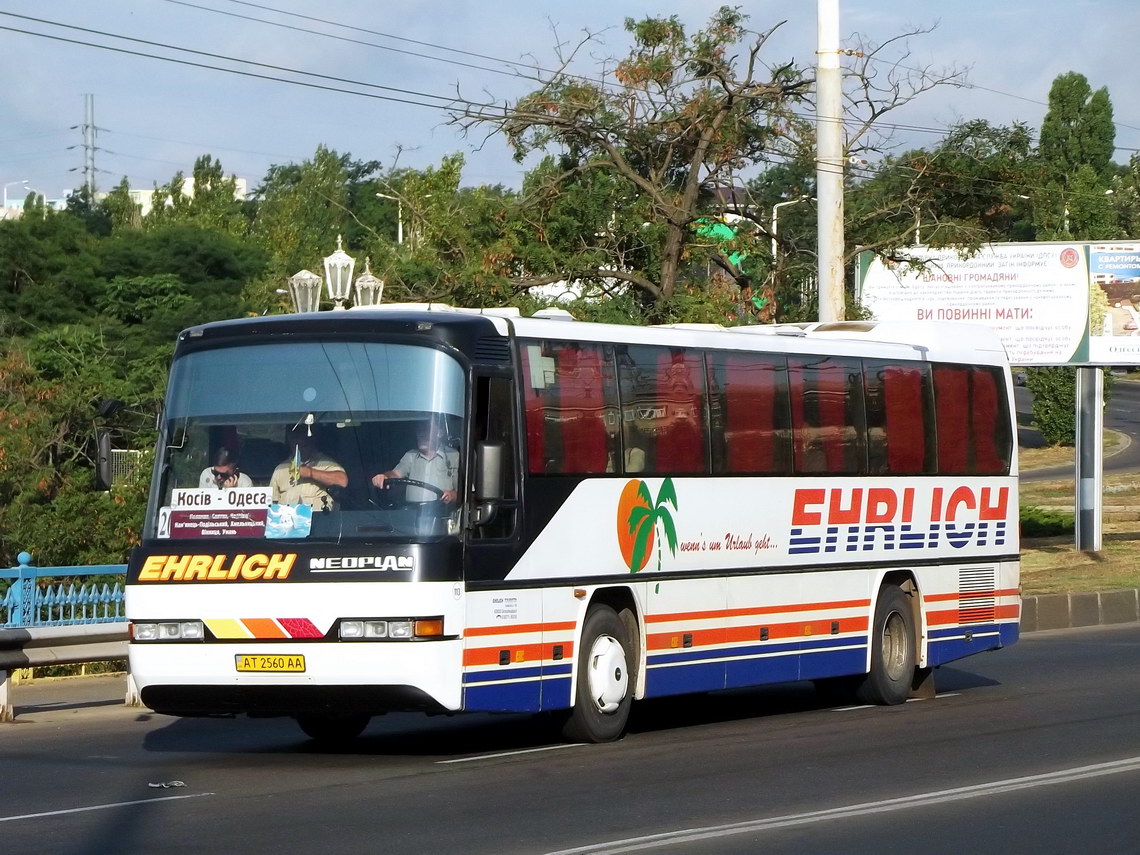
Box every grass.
[1020,430,1140,595]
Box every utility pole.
[816,0,845,322]
[83,94,97,197]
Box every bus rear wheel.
[562,605,633,743]
[296,713,371,744]
[856,585,916,706]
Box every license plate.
[235,654,306,673]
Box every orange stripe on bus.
[462,643,572,667]
[924,588,1019,604]
[465,621,577,637]
[646,616,870,651]
[926,604,1020,626]
[241,618,289,639]
[645,599,871,624]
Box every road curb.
[1021,589,1140,632]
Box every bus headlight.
[131,621,204,641]
[337,618,444,640]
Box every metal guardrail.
[0,552,129,721]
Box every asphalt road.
[1016,377,1140,481]
[4,624,1140,854]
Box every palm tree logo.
[618,478,679,573]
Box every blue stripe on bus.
[648,635,861,668]
[462,662,572,685]
[926,622,1013,666]
[463,665,544,684]
[463,681,542,712]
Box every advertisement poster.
[857,243,1089,366]
[1087,243,1140,364]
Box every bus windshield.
[151,340,466,541]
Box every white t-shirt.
[392,448,459,502]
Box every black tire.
[855,585,916,705]
[562,605,633,743]
[295,714,370,744]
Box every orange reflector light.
[414,619,444,637]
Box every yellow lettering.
[160,554,193,581]
[139,555,165,581]
[264,553,296,580]
[182,555,215,581]
[241,554,268,580]
[227,554,246,580]
[207,555,229,580]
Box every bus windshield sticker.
[265,503,313,539]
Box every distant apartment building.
[126,175,249,217]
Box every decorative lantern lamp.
[352,257,384,307]
[323,234,356,309]
[287,269,322,313]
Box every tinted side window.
[970,366,1012,474]
[932,364,1012,475]
[520,341,619,474]
[617,345,709,474]
[707,351,792,475]
[788,355,866,474]
[864,360,936,475]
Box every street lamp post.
[375,192,403,245]
[322,234,355,310]
[286,269,322,313]
[352,257,384,306]
[3,180,29,207]
[771,195,813,266]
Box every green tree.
[1038,72,1116,186]
[454,8,811,312]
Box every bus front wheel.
[562,605,633,743]
[856,585,916,706]
[296,714,371,744]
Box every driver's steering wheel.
[370,477,445,509]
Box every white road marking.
[438,744,584,764]
[833,692,959,711]
[0,792,214,824]
[542,755,1140,854]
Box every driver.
[371,419,458,504]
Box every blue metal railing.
[0,552,127,629]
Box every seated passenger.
[199,447,253,489]
[371,419,459,504]
[270,425,348,511]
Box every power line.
[0,12,516,114]
[162,0,553,85]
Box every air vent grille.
[473,336,511,362]
[958,567,996,624]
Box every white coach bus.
[126,306,1019,743]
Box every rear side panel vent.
[474,336,511,362]
[958,567,997,624]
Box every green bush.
[1025,366,1113,447]
[1020,504,1075,537]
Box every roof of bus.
[180,305,1009,367]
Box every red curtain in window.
[557,345,609,473]
[933,366,970,473]
[724,356,775,472]
[971,368,1002,473]
[883,366,925,473]
[817,365,848,473]
[655,350,704,472]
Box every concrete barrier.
[1019,589,1140,632]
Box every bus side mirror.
[95,429,113,490]
[475,441,504,502]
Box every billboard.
[857,242,1140,366]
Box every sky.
[1,0,1138,203]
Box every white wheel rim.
[586,634,628,714]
